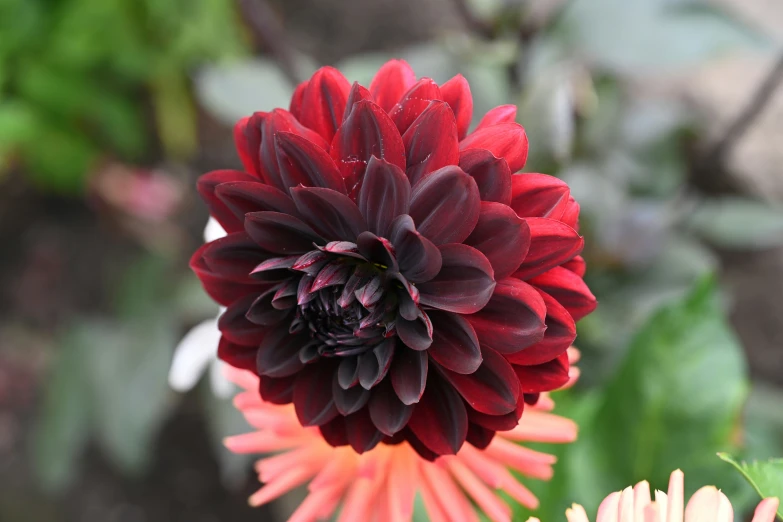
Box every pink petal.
[447,459,512,522]
[503,409,578,443]
[751,498,780,522]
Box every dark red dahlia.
[191,60,596,459]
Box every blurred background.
[1,0,782,520]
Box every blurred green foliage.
[0,0,246,192]
[720,454,783,519]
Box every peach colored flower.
[224,348,581,522]
[564,469,780,522]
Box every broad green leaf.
[685,198,783,249]
[719,454,783,519]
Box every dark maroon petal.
[396,309,433,351]
[440,74,473,140]
[296,275,315,306]
[368,380,413,436]
[563,255,586,277]
[402,101,460,185]
[467,406,521,432]
[217,337,257,372]
[389,78,442,135]
[250,256,298,282]
[458,149,512,205]
[256,327,306,377]
[215,181,298,225]
[190,243,268,306]
[297,66,350,142]
[418,244,495,314]
[345,408,384,453]
[467,277,547,354]
[218,293,268,346]
[369,59,417,113]
[524,393,541,405]
[387,215,442,284]
[246,289,291,326]
[271,278,298,309]
[358,339,395,389]
[197,170,258,233]
[357,156,411,236]
[510,173,570,219]
[438,346,518,415]
[330,100,407,198]
[474,105,517,131]
[233,116,259,177]
[408,374,468,455]
[291,250,329,276]
[337,356,360,389]
[355,276,383,309]
[291,186,368,241]
[310,260,352,292]
[561,196,580,230]
[245,211,323,254]
[289,81,308,120]
[514,351,569,393]
[391,348,428,405]
[465,202,531,280]
[202,232,269,282]
[293,362,340,426]
[356,232,397,270]
[427,311,481,374]
[459,122,529,173]
[507,289,576,366]
[332,374,371,415]
[466,424,495,449]
[513,217,583,280]
[409,165,481,245]
[343,82,373,121]
[258,374,296,405]
[275,132,347,194]
[319,416,348,446]
[529,266,596,321]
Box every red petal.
[467,277,546,354]
[474,105,517,131]
[418,244,495,314]
[215,181,297,225]
[440,74,473,140]
[190,242,268,306]
[467,406,521,432]
[428,311,482,374]
[506,289,576,366]
[514,217,583,280]
[514,352,569,393]
[389,78,442,135]
[289,80,308,120]
[256,327,307,377]
[563,255,586,277]
[439,346,519,415]
[357,156,411,236]
[217,337,257,372]
[201,232,269,282]
[387,215,442,284]
[218,292,268,346]
[510,173,570,219]
[402,101,460,185]
[459,122,529,173]
[391,348,428,405]
[343,81,373,121]
[319,416,349,446]
[275,132,347,193]
[409,165,481,245]
[297,66,350,141]
[197,169,258,233]
[233,116,259,177]
[259,374,297,405]
[244,211,323,254]
[465,202,531,280]
[408,374,468,455]
[369,59,417,113]
[561,196,580,230]
[293,362,340,426]
[291,186,368,241]
[330,100,406,198]
[458,149,512,205]
[529,266,596,321]
[368,380,413,436]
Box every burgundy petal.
[289,81,307,120]
[368,380,414,436]
[337,356,360,389]
[427,311,482,374]
[409,165,481,245]
[529,266,597,321]
[215,181,298,225]
[357,156,411,236]
[217,337,257,372]
[459,122,529,173]
[474,104,517,131]
[271,278,298,309]
[369,59,417,113]
[291,187,368,241]
[233,116,259,177]
[358,339,395,389]
[293,362,340,426]
[345,408,384,453]
[332,374,371,415]
[514,351,569,393]
[466,424,495,449]
[275,132,347,193]
[408,374,468,455]
[563,255,586,277]
[389,78,442,135]
[439,346,519,415]
[218,293,268,346]
[507,289,576,366]
[197,170,258,232]
[202,232,269,282]
[396,309,433,351]
[250,256,298,282]
[256,327,307,377]
[467,277,546,354]
[319,416,348,446]
[387,215,442,283]
[467,406,521,432]
[465,202,531,280]
[246,289,291,326]
[458,149,512,205]
[355,276,384,309]
[343,82,373,121]
[418,244,495,314]
[513,217,583,280]
[258,374,297,405]
[356,232,398,270]
[391,348,428,405]
[297,66,350,141]
[561,196,580,230]
[402,101,460,185]
[509,173,571,219]
[245,211,323,254]
[440,74,473,140]
[190,243,268,306]
[330,100,406,198]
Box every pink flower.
[564,469,780,522]
[224,348,581,522]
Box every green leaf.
[151,70,198,159]
[719,454,783,519]
[20,125,98,193]
[685,198,783,249]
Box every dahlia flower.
[191,59,596,458]
[224,347,580,522]
[565,470,780,522]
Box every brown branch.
[238,0,303,86]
